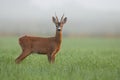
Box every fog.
[0,0,120,36]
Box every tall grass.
[0,37,120,80]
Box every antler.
[55,13,59,23]
[60,14,64,22]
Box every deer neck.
[55,31,62,45]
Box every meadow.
[0,37,120,80]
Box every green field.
[0,37,120,80]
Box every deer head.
[52,14,67,31]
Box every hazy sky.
[0,0,120,35]
[30,0,120,11]
[0,0,120,17]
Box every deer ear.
[52,17,56,23]
[63,17,67,24]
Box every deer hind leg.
[15,49,31,64]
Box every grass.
[0,37,120,80]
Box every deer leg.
[47,49,58,63]
[15,50,31,64]
[51,50,58,63]
[51,55,56,63]
[47,53,52,64]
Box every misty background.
[0,0,120,37]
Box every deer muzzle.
[57,27,61,31]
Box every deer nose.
[57,27,61,31]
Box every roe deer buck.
[15,15,67,64]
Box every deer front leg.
[51,49,60,63]
[50,50,58,63]
[47,53,52,63]
[47,54,55,64]
[15,49,31,64]
[47,49,58,64]
[47,52,55,64]
[51,55,56,63]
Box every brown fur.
[15,15,67,64]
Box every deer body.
[15,15,67,64]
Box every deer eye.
[56,24,58,27]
